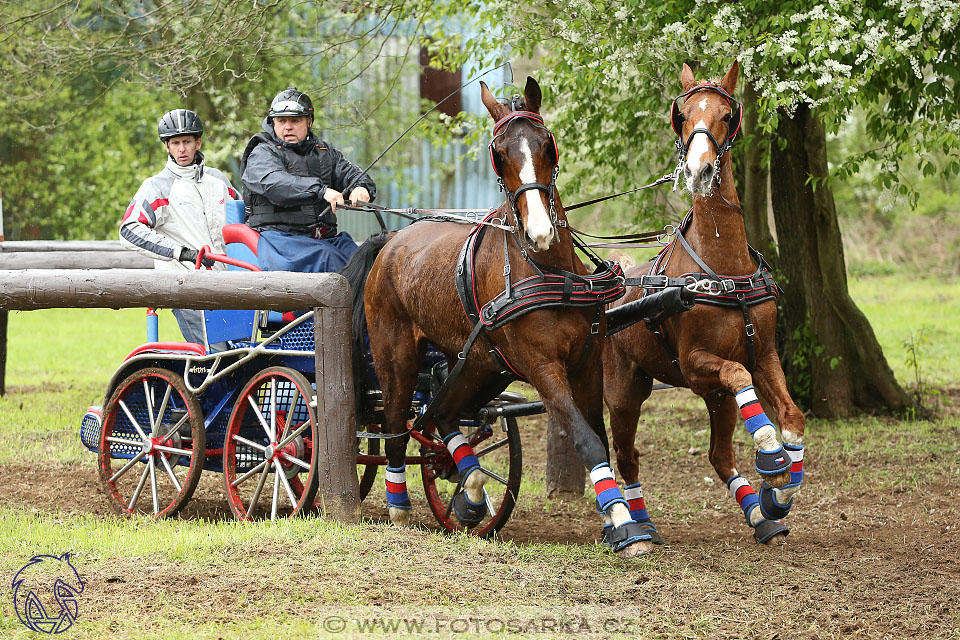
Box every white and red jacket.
[119,153,239,271]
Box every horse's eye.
[722,113,731,122]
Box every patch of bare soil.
[2,389,959,638]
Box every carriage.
[78,200,538,535]
[78,65,803,554]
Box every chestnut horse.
[604,62,807,544]
[343,77,655,557]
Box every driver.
[119,108,239,344]
[240,87,377,272]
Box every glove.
[180,248,215,268]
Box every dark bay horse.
[343,77,655,557]
[604,62,807,544]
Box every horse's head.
[671,61,742,195]
[481,76,560,252]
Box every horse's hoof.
[763,469,792,489]
[388,506,412,528]
[616,539,655,559]
[753,518,790,544]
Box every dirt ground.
[2,388,959,638]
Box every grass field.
[1,274,958,639]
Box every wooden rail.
[0,268,360,522]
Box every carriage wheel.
[222,367,319,520]
[421,416,522,538]
[98,367,205,518]
[357,425,381,501]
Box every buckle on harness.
[590,322,600,335]
[643,275,667,289]
[503,264,511,277]
[721,279,735,293]
[745,323,756,337]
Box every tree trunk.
[770,104,912,417]
[741,79,776,262]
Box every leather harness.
[628,210,780,373]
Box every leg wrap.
[726,474,762,526]
[624,482,654,527]
[735,386,773,436]
[443,431,480,479]
[736,386,790,476]
[385,465,412,510]
[623,482,663,544]
[785,443,804,486]
[590,463,629,513]
[601,520,652,552]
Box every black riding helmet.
[267,87,314,123]
[158,109,203,142]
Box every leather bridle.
[488,109,564,249]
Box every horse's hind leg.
[603,358,660,540]
[684,351,792,489]
[366,318,422,528]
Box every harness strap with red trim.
[454,212,627,379]
[640,210,780,373]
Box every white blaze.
[519,138,554,250]
[685,118,711,178]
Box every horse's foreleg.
[602,354,660,539]
[684,350,792,488]
[539,363,654,558]
[704,391,790,544]
[751,352,807,517]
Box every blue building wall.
[333,64,510,240]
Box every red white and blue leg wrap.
[735,386,790,476]
[624,482,655,529]
[760,443,804,519]
[443,431,481,480]
[385,465,412,511]
[590,463,629,513]
[727,474,761,526]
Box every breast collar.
[455,211,627,379]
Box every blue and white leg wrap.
[727,474,762,527]
[385,465,411,510]
[443,431,480,480]
[590,463,629,513]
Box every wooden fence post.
[546,420,586,497]
[313,305,361,521]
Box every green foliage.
[0,1,481,240]
[901,327,943,414]
[788,317,821,407]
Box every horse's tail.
[339,231,393,418]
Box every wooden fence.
[0,268,360,521]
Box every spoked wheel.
[222,366,318,520]
[357,424,381,501]
[421,416,522,538]
[98,367,205,517]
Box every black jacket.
[240,118,377,236]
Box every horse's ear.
[681,63,697,92]
[720,61,739,94]
[480,81,507,121]
[523,76,542,114]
